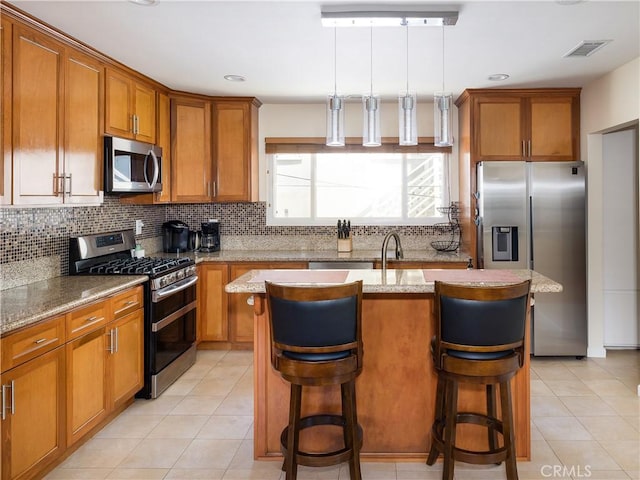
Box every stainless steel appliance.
[104,136,162,194]
[69,229,197,398]
[200,220,220,252]
[476,161,586,356]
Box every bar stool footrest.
[280,414,364,468]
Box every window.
[267,141,450,226]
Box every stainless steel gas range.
[69,229,197,398]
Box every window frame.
[266,137,452,227]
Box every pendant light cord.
[370,25,373,96]
[333,26,337,95]
[441,24,445,93]
[405,23,409,94]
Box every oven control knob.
[176,269,185,280]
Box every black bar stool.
[265,280,364,480]
[426,280,532,480]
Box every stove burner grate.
[88,257,192,276]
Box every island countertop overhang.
[224,268,562,294]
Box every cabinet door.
[228,262,307,345]
[171,97,212,203]
[133,82,156,144]
[1,347,65,480]
[105,68,133,139]
[199,264,229,341]
[64,49,103,204]
[155,92,171,203]
[109,308,144,409]
[66,327,108,446]
[12,25,64,205]
[1,17,11,205]
[212,100,259,202]
[474,96,524,161]
[529,95,578,161]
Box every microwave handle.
[144,149,160,189]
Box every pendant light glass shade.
[434,92,453,146]
[326,27,345,147]
[398,93,417,146]
[326,94,345,146]
[434,24,453,147]
[363,95,381,147]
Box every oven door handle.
[152,275,198,302]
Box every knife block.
[337,237,352,253]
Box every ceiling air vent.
[564,40,611,57]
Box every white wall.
[581,56,640,357]
[257,101,459,202]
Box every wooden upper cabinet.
[105,68,156,144]
[155,92,171,203]
[171,95,213,203]
[1,17,11,205]
[212,98,260,202]
[12,25,64,205]
[458,88,580,162]
[63,49,104,204]
[11,23,104,206]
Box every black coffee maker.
[162,220,190,253]
[200,220,220,252]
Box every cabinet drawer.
[1,315,65,371]
[66,300,109,341]
[112,286,143,319]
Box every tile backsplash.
[0,198,448,289]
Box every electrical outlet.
[135,219,144,235]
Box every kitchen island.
[225,268,561,462]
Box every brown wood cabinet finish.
[0,347,65,480]
[212,98,260,202]
[198,263,229,342]
[170,95,213,203]
[105,68,156,144]
[1,16,11,205]
[109,308,144,409]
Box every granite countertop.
[0,275,148,336]
[225,268,562,295]
[156,248,470,264]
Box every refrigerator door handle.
[529,195,534,268]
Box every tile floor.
[46,349,640,480]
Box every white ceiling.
[9,0,640,103]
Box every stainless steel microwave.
[104,136,162,194]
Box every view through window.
[267,151,449,225]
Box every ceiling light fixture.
[224,74,246,82]
[128,0,158,6]
[399,22,417,146]
[488,73,510,81]
[363,26,381,147]
[321,8,458,27]
[326,27,345,147]
[434,24,453,147]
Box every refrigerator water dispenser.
[492,226,518,261]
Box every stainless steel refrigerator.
[476,161,586,356]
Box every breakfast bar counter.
[225,268,561,462]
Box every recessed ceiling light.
[128,0,157,5]
[488,73,510,81]
[224,75,246,82]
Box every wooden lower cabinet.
[66,327,108,446]
[1,347,65,480]
[198,264,229,342]
[109,309,144,409]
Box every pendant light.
[326,27,345,146]
[398,22,417,146]
[362,26,381,147]
[434,24,453,147]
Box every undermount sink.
[308,261,373,270]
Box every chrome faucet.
[381,231,403,271]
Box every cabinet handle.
[34,338,48,344]
[123,300,136,306]
[528,140,532,157]
[2,381,15,420]
[246,295,254,306]
[206,181,211,197]
[114,327,119,353]
[65,173,72,196]
[107,329,115,354]
[53,173,64,196]
[521,141,526,158]
[84,315,99,323]
[212,181,216,197]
